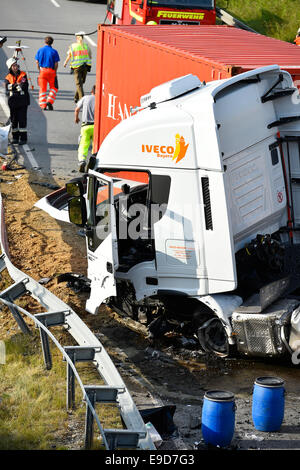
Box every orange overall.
[38,67,58,109]
[294,36,300,46]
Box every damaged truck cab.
[67,65,300,359]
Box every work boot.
[46,102,53,111]
[11,130,19,144]
[87,155,96,171]
[78,161,86,173]
[19,131,27,145]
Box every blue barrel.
[252,376,285,432]
[201,390,235,447]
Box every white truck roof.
[97,65,295,172]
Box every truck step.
[236,277,291,314]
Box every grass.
[0,332,68,450]
[0,329,123,450]
[217,0,300,43]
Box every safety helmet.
[6,57,18,69]
[146,21,157,25]
[75,31,85,37]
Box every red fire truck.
[106,0,216,25]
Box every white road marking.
[50,0,60,7]
[22,144,42,173]
[0,85,43,173]
[0,92,10,119]
[84,35,97,47]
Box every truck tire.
[197,317,230,357]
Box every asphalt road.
[0,0,107,179]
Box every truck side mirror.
[66,178,85,197]
[68,196,87,227]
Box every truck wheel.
[197,317,230,357]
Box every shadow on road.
[0,47,88,288]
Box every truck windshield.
[148,0,214,8]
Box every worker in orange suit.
[294,29,300,46]
[35,36,60,110]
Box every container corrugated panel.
[94,25,300,150]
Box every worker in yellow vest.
[63,31,92,103]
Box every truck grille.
[201,177,213,230]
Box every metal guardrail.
[0,193,155,450]
[216,7,258,34]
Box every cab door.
[85,170,119,314]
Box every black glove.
[86,64,91,72]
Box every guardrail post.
[35,312,67,370]
[8,304,31,335]
[63,346,99,410]
[66,349,76,410]
[39,328,52,370]
[83,385,120,449]
[0,280,31,335]
[0,254,6,273]
[85,388,96,450]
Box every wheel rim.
[198,318,229,356]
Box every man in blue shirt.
[35,36,60,110]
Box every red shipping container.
[94,25,300,151]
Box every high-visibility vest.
[5,70,30,107]
[5,70,27,85]
[70,42,91,68]
[294,37,300,46]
